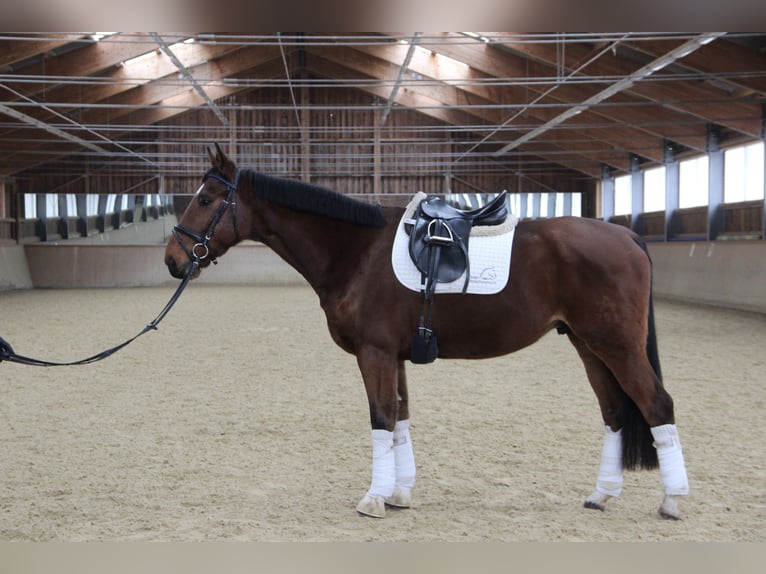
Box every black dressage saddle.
[407,190,508,294]
[405,191,509,364]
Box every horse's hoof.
[658,495,683,520]
[356,494,386,518]
[385,486,411,509]
[583,491,611,511]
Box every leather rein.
[0,170,241,368]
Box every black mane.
[245,170,386,227]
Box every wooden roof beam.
[112,59,288,127]
[304,50,487,128]
[358,38,669,163]
[0,41,237,139]
[0,33,85,69]
[0,48,285,175]
[625,37,766,98]
[1,33,159,101]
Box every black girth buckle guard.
[0,169,240,368]
[407,191,508,364]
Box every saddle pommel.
[419,190,508,227]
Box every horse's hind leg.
[569,335,627,511]
[599,346,689,519]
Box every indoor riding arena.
[0,32,765,543]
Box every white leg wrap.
[596,426,624,497]
[393,420,416,489]
[367,429,396,499]
[651,424,690,496]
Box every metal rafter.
[0,100,108,153]
[493,32,726,156]
[380,32,422,125]
[149,32,228,126]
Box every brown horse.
[165,145,689,520]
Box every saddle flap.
[409,220,469,284]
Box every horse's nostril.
[166,256,179,277]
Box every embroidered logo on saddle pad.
[391,192,518,295]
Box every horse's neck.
[249,201,381,298]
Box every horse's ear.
[207,143,227,170]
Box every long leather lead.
[0,259,198,368]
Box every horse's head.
[165,143,244,279]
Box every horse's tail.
[621,237,660,471]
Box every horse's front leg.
[386,360,416,509]
[355,348,413,518]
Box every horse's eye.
[199,197,212,207]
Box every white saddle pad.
[391,192,518,295]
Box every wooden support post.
[301,79,311,183]
[373,106,381,197]
[761,105,766,240]
[76,193,88,237]
[601,164,615,222]
[630,155,644,233]
[707,124,725,241]
[97,194,109,232]
[58,193,70,238]
[229,97,237,161]
[35,192,47,241]
[443,138,452,196]
[15,185,21,244]
[664,141,680,241]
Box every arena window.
[724,141,764,203]
[679,155,709,208]
[643,165,666,212]
[45,194,58,218]
[85,194,99,217]
[614,174,631,216]
[23,195,35,218]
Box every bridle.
[172,169,242,266]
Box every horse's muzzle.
[166,255,192,279]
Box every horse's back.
[513,216,649,284]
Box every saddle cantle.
[408,191,508,293]
[404,191,509,364]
